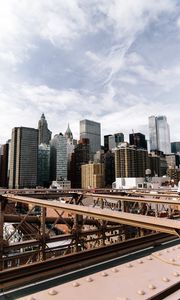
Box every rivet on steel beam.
[101,271,108,277]
[86,276,93,282]
[170,258,176,262]
[137,290,145,295]
[148,284,156,290]
[26,297,36,300]
[112,267,119,273]
[117,297,129,300]
[147,256,153,260]
[172,271,179,277]
[156,252,162,256]
[73,281,80,287]
[126,263,133,268]
[48,289,58,295]
[162,277,170,282]
[165,250,169,253]
[138,260,144,264]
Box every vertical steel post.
[40,206,46,261]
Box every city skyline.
[0,1,180,143]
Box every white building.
[50,133,68,181]
[149,115,171,154]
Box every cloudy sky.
[0,0,180,144]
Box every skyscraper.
[50,133,68,181]
[109,133,124,150]
[80,119,101,159]
[38,113,52,145]
[9,127,38,188]
[171,142,180,154]
[149,115,171,154]
[70,138,90,188]
[0,142,9,187]
[37,143,50,187]
[64,124,77,180]
[115,143,149,178]
[129,132,147,150]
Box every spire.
[65,123,73,142]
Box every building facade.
[81,163,105,189]
[9,127,38,188]
[171,142,180,154]
[149,115,171,154]
[70,138,90,188]
[108,133,124,150]
[0,143,9,187]
[50,133,68,181]
[38,113,52,145]
[37,143,50,187]
[80,119,101,159]
[129,132,147,150]
[115,143,148,178]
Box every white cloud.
[0,0,179,145]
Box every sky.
[0,0,180,144]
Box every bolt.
[86,276,93,282]
[170,258,175,262]
[147,256,153,260]
[117,297,129,300]
[172,271,179,277]
[26,297,36,300]
[112,267,119,273]
[48,289,58,295]
[101,271,108,277]
[138,260,144,264]
[126,263,133,268]
[148,284,156,290]
[73,281,80,287]
[137,290,145,295]
[162,277,170,282]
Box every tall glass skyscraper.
[149,115,171,154]
[80,119,101,159]
[50,133,68,181]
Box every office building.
[149,115,171,154]
[108,133,124,150]
[37,144,50,187]
[80,119,101,159]
[129,132,147,150]
[64,124,77,180]
[115,143,148,178]
[104,135,112,153]
[38,113,52,145]
[148,153,161,177]
[50,133,68,181]
[171,142,180,154]
[104,151,115,187]
[70,138,90,188]
[9,127,38,188]
[0,143,9,187]
[81,163,105,189]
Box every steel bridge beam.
[86,193,180,205]
[3,194,180,237]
